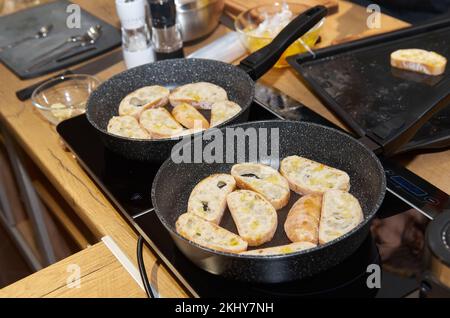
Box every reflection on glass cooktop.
[57,102,427,298]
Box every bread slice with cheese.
[319,190,363,244]
[231,163,290,210]
[169,82,228,110]
[139,107,184,139]
[391,49,447,76]
[119,86,170,118]
[188,174,236,224]
[284,194,322,244]
[227,190,277,246]
[210,101,242,127]
[240,242,316,256]
[176,213,248,254]
[107,116,150,139]
[280,156,350,195]
[171,103,209,129]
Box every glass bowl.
[235,2,324,68]
[31,74,100,125]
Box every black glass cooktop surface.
[57,95,440,297]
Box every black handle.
[15,70,74,101]
[238,5,327,80]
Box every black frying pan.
[86,6,328,162]
[151,121,386,283]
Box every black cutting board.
[0,0,121,79]
[288,19,450,154]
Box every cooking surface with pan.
[57,101,424,296]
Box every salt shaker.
[116,0,155,69]
[148,0,184,60]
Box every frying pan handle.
[238,5,328,80]
[366,92,450,156]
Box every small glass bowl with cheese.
[235,2,324,68]
[31,74,100,125]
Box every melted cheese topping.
[210,101,242,127]
[170,82,228,108]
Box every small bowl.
[32,74,100,125]
[235,2,324,68]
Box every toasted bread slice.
[280,156,350,195]
[391,49,447,76]
[284,194,322,244]
[210,101,242,127]
[176,213,248,254]
[169,82,228,110]
[231,163,290,210]
[227,190,277,246]
[107,116,150,139]
[188,174,236,224]
[319,190,363,244]
[172,103,209,129]
[119,86,170,118]
[139,107,184,138]
[240,242,316,256]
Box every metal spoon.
[0,24,53,51]
[26,25,103,72]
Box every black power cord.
[137,235,156,298]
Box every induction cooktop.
[57,83,449,297]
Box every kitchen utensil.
[16,49,123,101]
[31,74,100,125]
[151,120,386,283]
[235,2,324,68]
[0,23,53,51]
[176,0,224,42]
[86,5,328,162]
[26,25,103,72]
[288,18,450,156]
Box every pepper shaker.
[148,0,184,60]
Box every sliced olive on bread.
[187,174,236,224]
[119,85,170,118]
[227,190,277,246]
[319,190,363,244]
[231,163,290,210]
[280,156,350,195]
[176,213,248,254]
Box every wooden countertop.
[0,0,448,298]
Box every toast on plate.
[391,49,447,76]
[188,174,236,224]
[284,194,322,244]
[169,82,228,110]
[107,116,150,139]
[171,103,209,129]
[319,190,363,244]
[139,107,184,138]
[240,242,316,256]
[119,86,170,118]
[176,213,248,254]
[227,190,277,246]
[280,156,350,195]
[231,163,290,210]
[210,101,242,127]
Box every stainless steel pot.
[175,0,224,42]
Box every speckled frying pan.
[86,6,328,162]
[152,121,386,284]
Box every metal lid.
[426,212,450,267]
